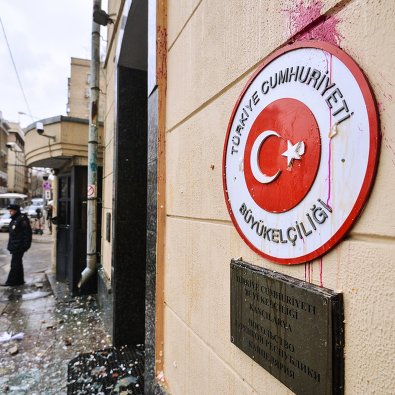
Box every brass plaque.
[231,260,344,394]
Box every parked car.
[0,212,12,232]
[31,198,44,206]
[26,204,44,219]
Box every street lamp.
[17,111,40,129]
[17,111,39,120]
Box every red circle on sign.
[244,99,321,213]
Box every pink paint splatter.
[377,101,385,112]
[304,262,312,283]
[384,136,395,167]
[284,0,343,45]
[319,257,324,287]
[304,263,308,282]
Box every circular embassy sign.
[223,41,379,265]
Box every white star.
[281,140,305,167]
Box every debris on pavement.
[0,332,24,343]
[67,344,145,394]
[0,279,113,393]
[8,345,18,355]
[21,290,51,301]
[45,322,56,329]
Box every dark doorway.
[56,174,71,282]
[112,66,148,346]
[56,167,101,295]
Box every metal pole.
[78,0,101,288]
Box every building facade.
[67,57,105,122]
[6,122,28,194]
[100,1,394,394]
[0,113,9,193]
[24,55,104,296]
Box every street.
[0,231,112,393]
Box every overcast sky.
[0,0,107,127]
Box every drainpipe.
[78,0,101,288]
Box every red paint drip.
[305,262,312,283]
[319,257,324,287]
[304,263,307,281]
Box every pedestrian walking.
[1,204,32,286]
[46,203,53,234]
[33,207,44,235]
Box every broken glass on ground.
[0,280,113,393]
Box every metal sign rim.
[222,40,380,265]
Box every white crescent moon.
[250,130,281,184]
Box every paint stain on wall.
[284,0,343,45]
[285,1,344,285]
[304,259,324,287]
[383,135,395,167]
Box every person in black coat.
[2,204,32,286]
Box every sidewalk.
[0,231,112,394]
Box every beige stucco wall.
[6,124,26,193]
[164,1,395,394]
[6,149,25,193]
[100,0,121,277]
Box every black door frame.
[110,1,161,392]
[56,173,71,282]
[112,66,148,346]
